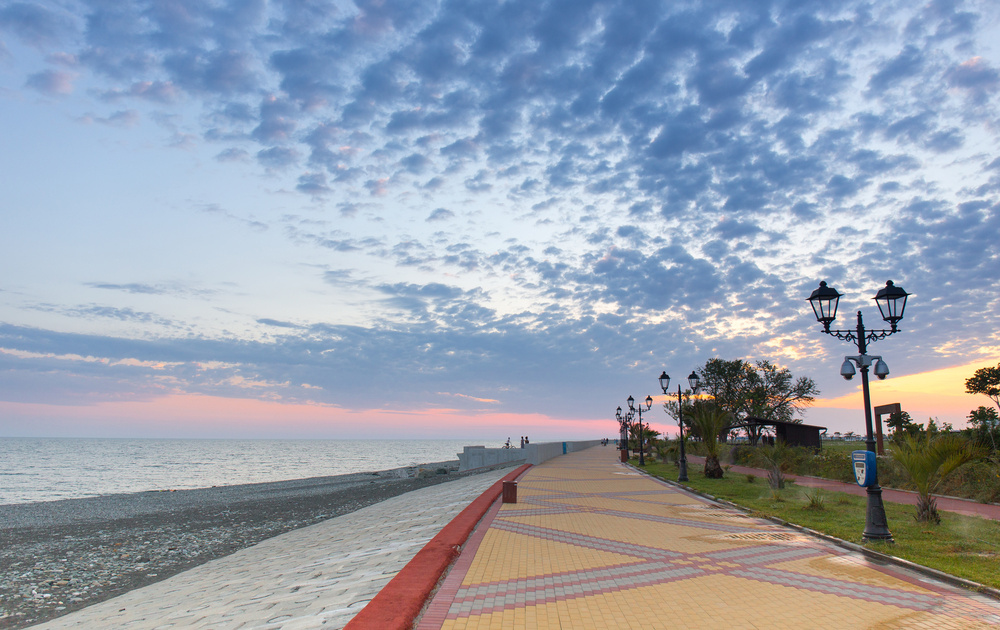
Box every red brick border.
[344,464,531,630]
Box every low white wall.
[526,440,603,465]
[457,440,604,471]
[457,445,528,471]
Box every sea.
[0,437,481,505]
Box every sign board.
[852,450,876,487]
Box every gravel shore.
[0,460,509,629]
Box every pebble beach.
[0,459,504,629]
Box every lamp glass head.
[874,280,909,329]
[807,281,843,328]
[658,371,670,393]
[688,371,700,392]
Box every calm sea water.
[0,438,478,505]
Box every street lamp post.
[807,280,910,542]
[659,370,701,482]
[626,395,653,465]
[615,406,628,459]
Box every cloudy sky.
[1,0,998,441]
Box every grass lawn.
[819,439,869,454]
[636,458,1000,591]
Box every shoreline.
[0,459,514,629]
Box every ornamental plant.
[890,433,984,523]
[688,405,732,478]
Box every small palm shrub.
[655,439,680,466]
[688,405,733,479]
[753,440,793,489]
[802,487,826,510]
[890,433,985,523]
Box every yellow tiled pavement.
[418,446,1000,629]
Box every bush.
[728,444,754,466]
[721,439,997,505]
[655,439,679,465]
[753,441,793,489]
[803,487,826,510]
[806,450,855,483]
[936,458,1000,504]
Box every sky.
[1,0,998,442]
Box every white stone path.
[33,468,511,630]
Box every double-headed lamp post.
[658,370,701,482]
[807,280,910,542]
[627,395,653,465]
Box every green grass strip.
[637,459,1000,591]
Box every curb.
[625,462,1000,602]
[345,464,532,630]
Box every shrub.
[802,487,826,510]
[753,440,793,490]
[890,433,985,523]
[689,406,733,479]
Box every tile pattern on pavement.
[30,468,512,630]
[418,447,1000,629]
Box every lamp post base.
[678,457,689,482]
[863,485,894,542]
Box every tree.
[967,406,999,450]
[885,410,917,440]
[661,393,711,447]
[628,422,661,455]
[966,363,1000,413]
[890,433,984,523]
[688,405,732,478]
[698,358,819,445]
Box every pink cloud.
[0,394,610,442]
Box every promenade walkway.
[414,446,1000,629]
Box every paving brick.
[418,447,1000,629]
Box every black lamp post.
[615,406,628,457]
[626,395,653,465]
[807,280,910,542]
[659,370,701,482]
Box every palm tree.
[689,405,732,478]
[890,433,984,523]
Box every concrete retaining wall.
[526,440,603,465]
[457,440,603,471]
[457,446,527,471]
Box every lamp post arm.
[822,324,897,347]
